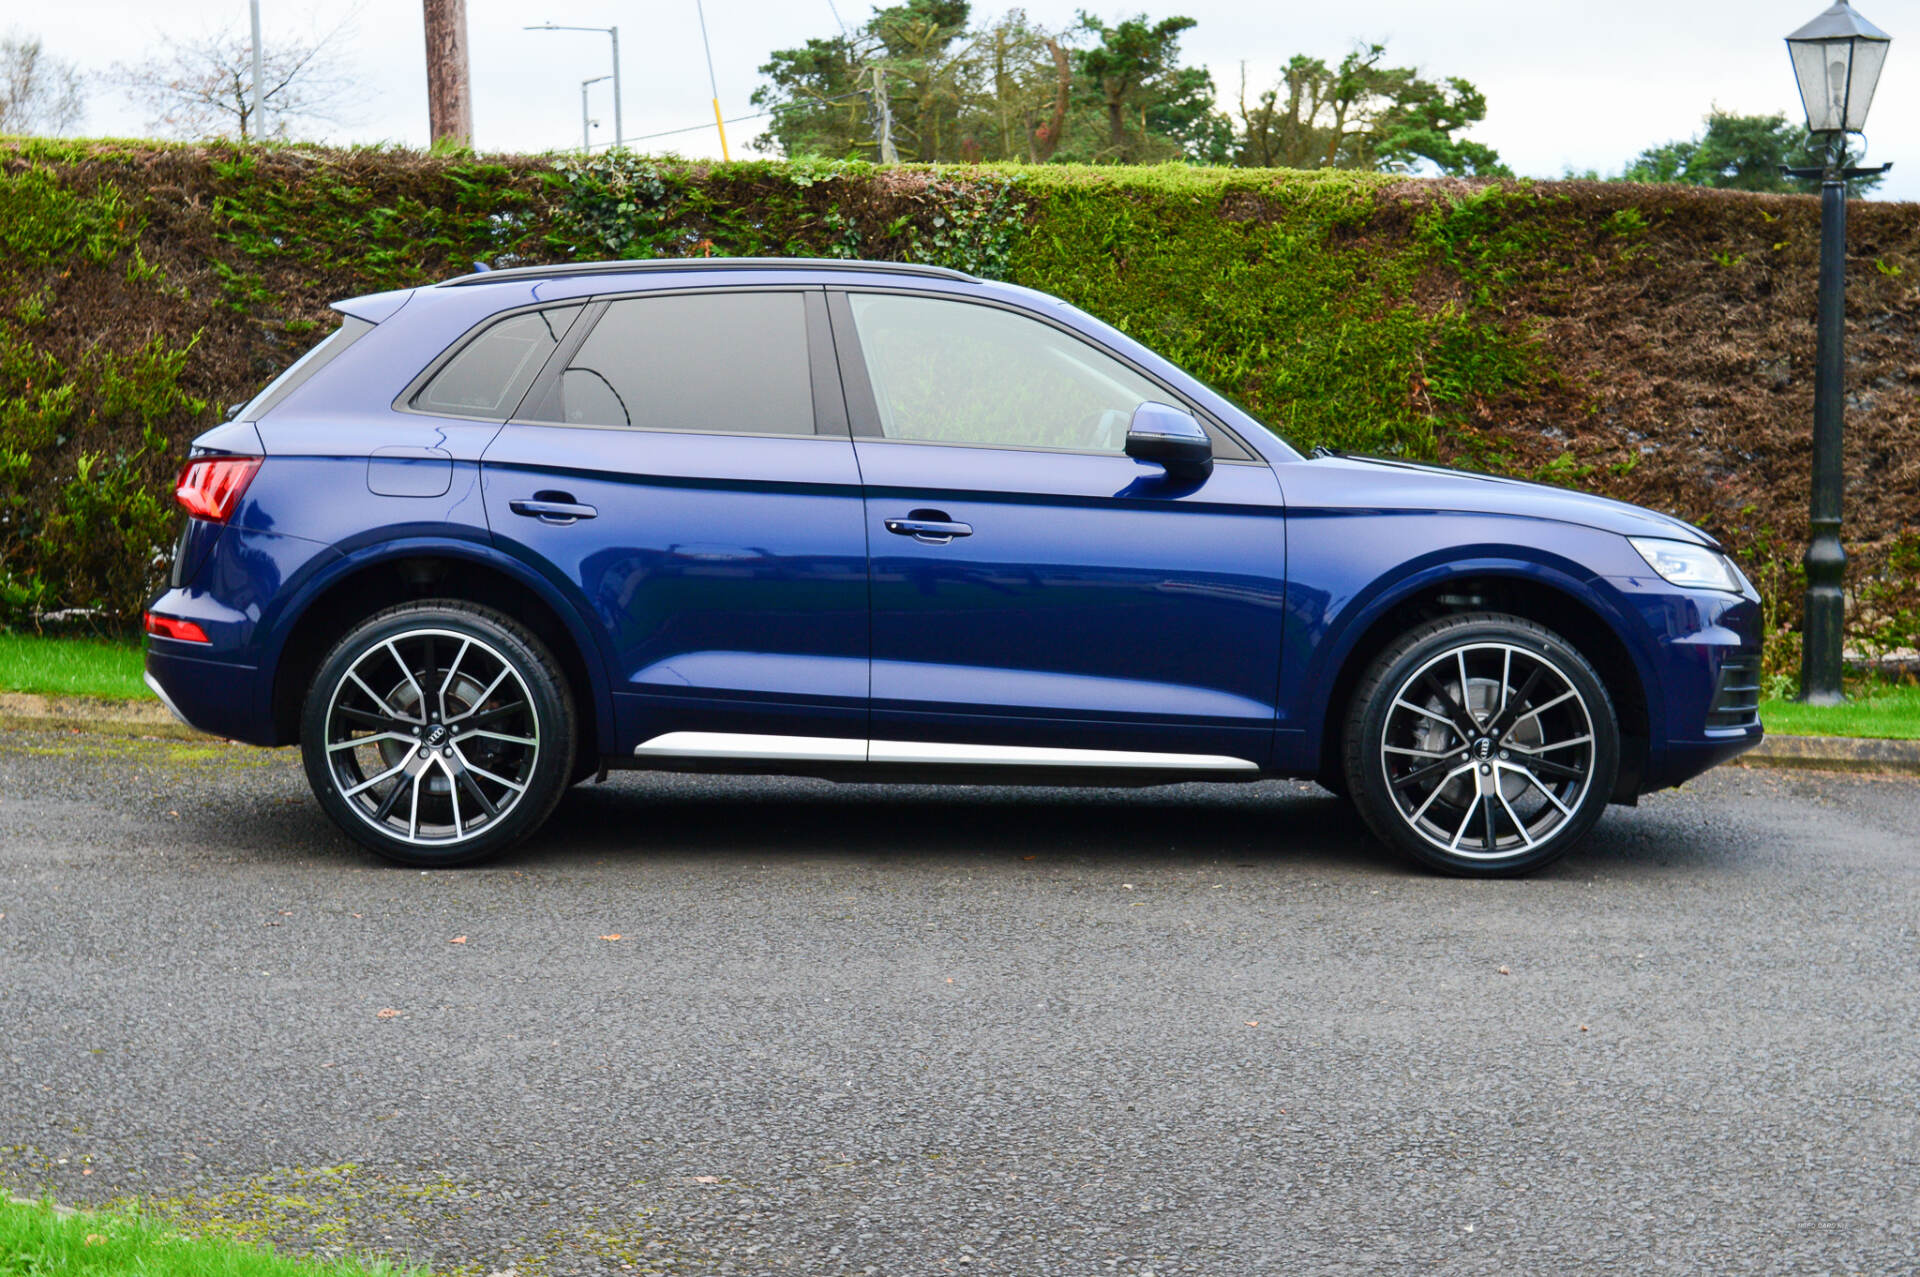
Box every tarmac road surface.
[2,724,1916,1275]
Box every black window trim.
[392,299,595,424]
[505,284,850,440]
[824,286,1258,464]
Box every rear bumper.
[144,644,268,743]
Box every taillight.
[145,612,211,643]
[174,455,261,522]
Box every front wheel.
[1343,613,1619,877]
[300,601,576,867]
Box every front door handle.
[885,512,973,544]
[510,495,598,524]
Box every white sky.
[25,0,1920,200]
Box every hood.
[1295,455,1715,545]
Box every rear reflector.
[174,455,262,522]
[144,612,211,643]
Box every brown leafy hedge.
[1,141,1915,672]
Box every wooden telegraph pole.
[423,0,473,148]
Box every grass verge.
[0,1196,425,1276]
[0,632,146,699]
[1760,682,1920,740]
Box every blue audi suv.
[144,257,1763,875]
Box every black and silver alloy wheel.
[1345,614,1619,876]
[301,601,575,867]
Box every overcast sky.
[26,0,1920,200]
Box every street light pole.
[527,24,622,150]
[1782,0,1894,704]
[581,74,610,154]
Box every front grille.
[1706,652,1762,730]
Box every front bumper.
[1606,574,1765,791]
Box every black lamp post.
[1782,1,1893,705]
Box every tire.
[1342,613,1619,877]
[300,600,577,867]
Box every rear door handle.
[885,514,973,544]
[510,496,598,524]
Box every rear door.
[832,289,1287,768]
[475,288,870,753]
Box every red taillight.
[174,455,261,522]
[145,612,211,643]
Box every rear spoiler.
[331,287,414,324]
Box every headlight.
[1628,537,1742,593]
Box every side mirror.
[1124,402,1212,481]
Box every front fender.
[1273,513,1667,777]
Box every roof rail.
[437,256,975,288]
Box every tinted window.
[849,293,1161,452]
[241,315,373,421]
[414,305,582,419]
[527,292,815,435]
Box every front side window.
[413,305,583,419]
[524,292,816,435]
[848,293,1162,453]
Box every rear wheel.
[300,601,576,867]
[1343,613,1619,877]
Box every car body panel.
[480,425,871,749]
[856,439,1286,764]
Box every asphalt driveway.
[2,723,1916,1275]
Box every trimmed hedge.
[2,140,1917,674]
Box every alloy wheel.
[1377,641,1597,860]
[321,627,540,847]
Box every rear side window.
[241,315,373,421]
[413,305,583,419]
[523,292,815,435]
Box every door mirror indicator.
[1124,402,1213,481]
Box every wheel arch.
[1313,563,1655,804]
[263,539,613,759]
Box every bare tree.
[1,28,86,135]
[110,17,359,141]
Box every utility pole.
[693,0,729,160]
[870,65,897,163]
[423,0,473,149]
[248,0,266,140]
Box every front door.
[480,288,870,754]
[833,290,1287,768]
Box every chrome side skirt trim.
[632,732,868,762]
[634,731,1258,772]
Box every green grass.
[1761,681,1920,739]
[0,632,146,698]
[0,1196,425,1276]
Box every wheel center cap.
[1473,737,1493,761]
[426,724,449,747]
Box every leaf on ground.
[600,934,623,941]
[450,935,467,944]
[376,1007,402,1019]
[1497,966,1511,975]
[692,1175,719,1184]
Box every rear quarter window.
[411,305,584,420]
[240,315,373,421]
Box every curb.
[1741,733,1920,775]
[0,691,207,741]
